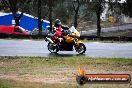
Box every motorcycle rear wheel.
[47,43,59,53]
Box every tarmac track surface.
[0,39,132,58]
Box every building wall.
[124,16,132,23]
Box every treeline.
[0,0,131,37]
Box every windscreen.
[69,26,78,33]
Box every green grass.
[0,79,80,88]
[0,56,132,75]
[0,56,132,88]
[0,79,131,88]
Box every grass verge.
[0,56,132,88]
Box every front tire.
[47,43,59,53]
[75,43,86,54]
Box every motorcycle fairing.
[75,40,82,46]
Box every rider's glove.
[59,38,63,42]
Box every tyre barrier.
[0,34,132,41]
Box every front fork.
[74,39,82,51]
[74,38,82,46]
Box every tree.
[122,0,132,17]
[44,0,59,32]
[82,0,126,37]
[86,0,104,37]
[1,0,31,26]
[53,0,69,24]
[38,0,42,35]
[72,0,80,28]
[22,0,48,35]
[107,0,122,23]
[95,0,104,37]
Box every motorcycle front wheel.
[75,43,86,54]
[47,43,59,53]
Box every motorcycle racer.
[53,19,63,43]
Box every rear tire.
[47,43,59,53]
[75,43,86,54]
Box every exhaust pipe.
[45,37,54,44]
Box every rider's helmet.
[54,19,62,27]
